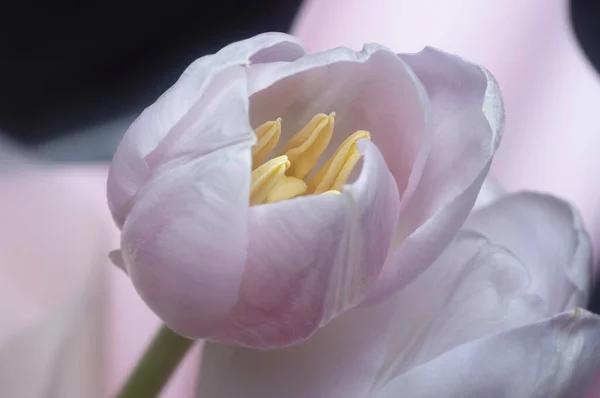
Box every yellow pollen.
[279,113,336,180]
[249,114,370,205]
[250,155,290,206]
[252,118,281,168]
[307,130,371,194]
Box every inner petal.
[248,47,429,201]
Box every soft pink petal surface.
[196,230,546,397]
[379,309,600,398]
[119,65,254,337]
[366,47,503,304]
[197,190,598,397]
[122,144,252,338]
[467,193,593,312]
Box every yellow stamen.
[249,113,370,205]
[252,118,282,168]
[307,130,371,194]
[266,176,308,203]
[279,113,336,180]
[250,155,290,205]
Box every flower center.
[249,113,371,205]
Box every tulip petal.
[121,142,252,338]
[466,192,593,312]
[107,32,305,226]
[248,43,431,208]
[207,139,399,348]
[366,47,503,304]
[379,309,600,398]
[196,231,542,398]
[117,52,262,338]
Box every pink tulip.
[197,191,600,397]
[107,32,501,348]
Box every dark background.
[0,0,304,145]
[1,0,599,310]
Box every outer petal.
[366,47,504,304]
[119,62,257,338]
[379,309,600,398]
[366,231,545,391]
[208,140,400,348]
[122,142,252,338]
[466,192,593,313]
[107,32,305,226]
[196,231,541,398]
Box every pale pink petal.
[375,231,545,374]
[196,231,540,397]
[143,67,255,168]
[197,304,389,398]
[379,309,600,398]
[467,192,593,312]
[248,43,431,206]
[117,56,259,338]
[121,142,252,338]
[107,32,304,226]
[208,140,399,348]
[367,47,503,304]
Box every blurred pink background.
[2,0,600,396]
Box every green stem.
[116,325,195,398]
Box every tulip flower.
[108,32,503,349]
[196,191,600,398]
